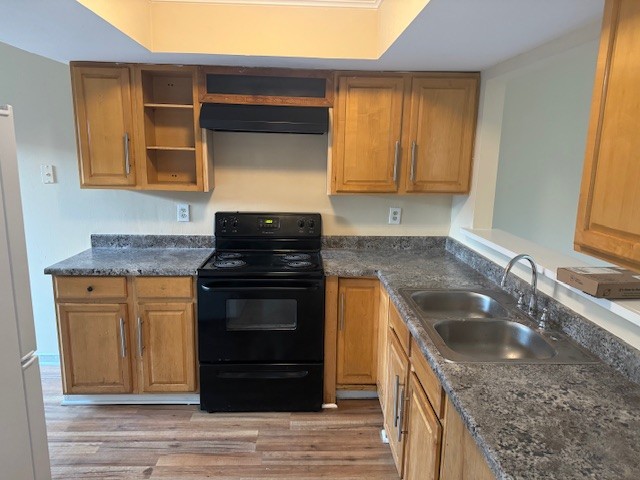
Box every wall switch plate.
[40,165,55,184]
[177,204,190,222]
[388,207,401,224]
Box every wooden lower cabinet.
[383,331,410,476]
[53,275,196,395]
[440,397,495,480]
[403,373,442,480]
[377,283,390,410]
[379,298,494,480]
[336,278,379,387]
[57,303,132,394]
[137,302,196,392]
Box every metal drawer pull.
[124,133,130,175]
[410,141,417,182]
[397,385,406,443]
[137,317,144,358]
[339,292,346,331]
[119,318,126,358]
[393,140,400,182]
[393,374,400,427]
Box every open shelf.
[146,146,196,151]
[145,149,197,187]
[144,103,194,109]
[135,65,207,191]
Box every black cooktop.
[198,250,323,277]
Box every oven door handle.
[217,370,310,380]
[201,282,321,292]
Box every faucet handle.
[515,289,526,308]
[539,308,549,329]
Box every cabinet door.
[403,75,479,193]
[332,76,406,193]
[137,302,196,392]
[57,303,132,393]
[403,373,442,480]
[377,284,390,409]
[574,0,640,269]
[383,332,409,477]
[71,65,136,187]
[440,397,495,480]
[336,278,379,386]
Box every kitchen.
[1,0,639,479]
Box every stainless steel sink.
[434,319,555,361]
[406,290,510,318]
[399,288,599,364]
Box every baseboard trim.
[336,389,378,400]
[62,393,200,406]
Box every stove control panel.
[215,212,321,237]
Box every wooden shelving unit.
[134,65,208,191]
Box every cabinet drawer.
[411,338,445,419]
[135,276,193,299]
[389,303,411,355]
[55,276,127,301]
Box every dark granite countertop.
[43,235,640,478]
[44,247,213,276]
[322,247,640,480]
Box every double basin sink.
[400,289,597,364]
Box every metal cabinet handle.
[393,141,400,182]
[397,385,406,443]
[137,317,144,358]
[124,133,130,175]
[393,374,400,427]
[410,141,417,182]
[119,318,126,358]
[339,292,345,331]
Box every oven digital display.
[258,217,280,229]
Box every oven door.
[197,277,324,363]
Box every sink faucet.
[500,254,538,317]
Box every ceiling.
[0,0,604,70]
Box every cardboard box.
[557,266,640,299]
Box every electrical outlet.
[40,165,55,184]
[177,204,190,222]
[388,207,401,225]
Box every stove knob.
[298,219,305,228]
[232,218,238,228]
[221,218,228,228]
[308,219,315,228]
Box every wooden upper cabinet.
[331,76,406,193]
[57,303,132,394]
[71,65,136,187]
[336,278,380,386]
[133,65,209,192]
[403,75,479,193]
[137,302,196,393]
[330,73,479,195]
[70,62,211,192]
[575,0,640,270]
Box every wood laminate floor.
[41,366,399,480]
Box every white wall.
[450,22,640,350]
[492,39,597,257]
[0,41,453,356]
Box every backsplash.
[445,237,640,385]
[322,235,446,251]
[91,234,214,249]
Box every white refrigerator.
[0,105,51,479]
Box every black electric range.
[197,212,325,412]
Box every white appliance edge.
[0,105,51,479]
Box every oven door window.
[226,298,297,331]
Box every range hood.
[200,103,329,134]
